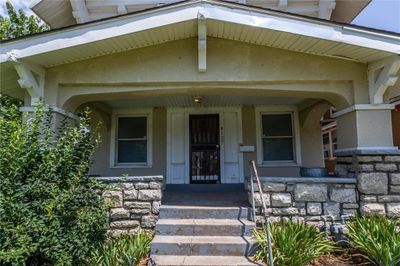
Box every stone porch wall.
[248,177,358,226]
[335,153,400,217]
[97,176,163,233]
[250,153,400,224]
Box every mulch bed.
[311,250,373,266]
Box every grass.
[253,221,334,266]
[88,230,153,266]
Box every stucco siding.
[89,107,167,177]
[45,37,368,110]
[241,106,300,177]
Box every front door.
[189,114,220,184]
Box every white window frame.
[110,108,153,168]
[255,106,301,167]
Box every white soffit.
[29,0,76,29]
[1,0,399,67]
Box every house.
[1,0,399,264]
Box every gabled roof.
[1,0,399,68]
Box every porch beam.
[117,5,128,15]
[278,0,288,11]
[198,11,207,72]
[7,52,45,106]
[70,0,90,24]
[368,55,400,104]
[318,0,336,20]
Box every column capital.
[332,104,394,118]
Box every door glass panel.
[190,115,220,184]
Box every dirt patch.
[138,257,149,266]
[311,250,373,266]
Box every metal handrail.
[249,160,274,266]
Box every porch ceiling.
[1,0,398,69]
[84,94,305,108]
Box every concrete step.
[151,235,256,256]
[160,205,250,220]
[155,219,255,236]
[150,255,259,265]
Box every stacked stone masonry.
[248,177,359,227]
[98,176,163,234]
[335,154,400,218]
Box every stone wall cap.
[335,147,400,156]
[94,175,164,183]
[258,177,357,184]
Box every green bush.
[88,230,153,266]
[0,101,109,265]
[253,221,334,266]
[346,216,400,266]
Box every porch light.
[193,96,203,104]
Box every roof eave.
[1,0,399,65]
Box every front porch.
[76,90,341,183]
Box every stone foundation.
[248,177,358,226]
[97,176,163,233]
[335,153,400,217]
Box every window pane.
[118,117,146,139]
[118,140,147,163]
[262,114,292,136]
[263,138,294,161]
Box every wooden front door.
[189,114,220,184]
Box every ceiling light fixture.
[193,96,203,104]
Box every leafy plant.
[88,230,153,266]
[0,102,109,265]
[254,221,334,266]
[0,1,49,41]
[346,216,400,266]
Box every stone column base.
[335,150,400,217]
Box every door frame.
[166,106,243,184]
[189,113,221,184]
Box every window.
[116,116,148,165]
[261,113,295,162]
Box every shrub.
[346,216,400,266]
[0,102,109,265]
[254,221,334,266]
[88,230,153,266]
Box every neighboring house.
[2,1,400,264]
[389,83,400,147]
[321,107,337,174]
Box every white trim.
[332,104,395,118]
[197,10,207,72]
[1,0,399,64]
[166,106,243,184]
[368,55,400,104]
[19,106,79,120]
[110,108,153,168]
[255,105,302,167]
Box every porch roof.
[0,0,399,70]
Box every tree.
[0,1,49,41]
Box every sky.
[0,0,399,33]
